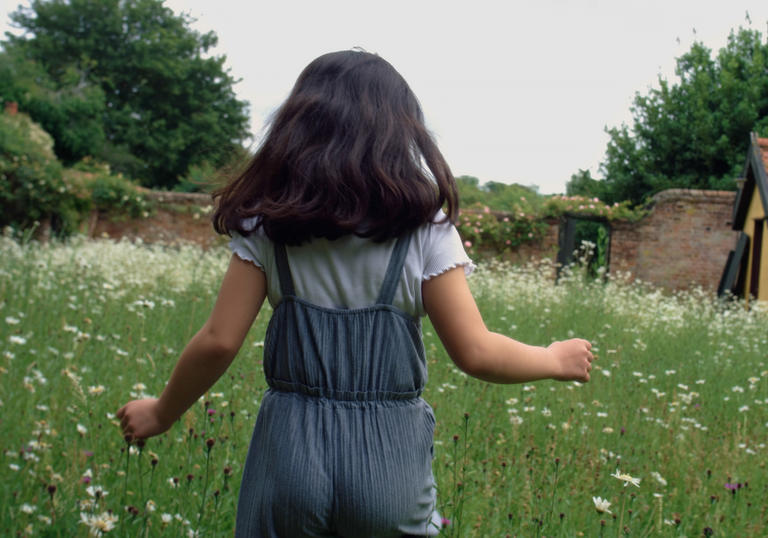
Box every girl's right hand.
[117,398,173,442]
[546,339,594,382]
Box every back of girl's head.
[213,49,458,244]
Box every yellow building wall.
[743,185,767,301]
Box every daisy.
[592,496,612,514]
[611,469,641,487]
[80,511,118,535]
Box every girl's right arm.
[423,266,593,383]
[117,254,267,440]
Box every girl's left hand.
[117,398,172,441]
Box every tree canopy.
[2,0,250,188]
[568,26,768,205]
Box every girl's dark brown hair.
[212,49,458,244]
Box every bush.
[0,111,87,235]
[456,203,550,258]
[85,171,152,218]
[67,157,153,219]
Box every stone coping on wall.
[137,187,212,205]
[649,188,736,205]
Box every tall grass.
[1,235,766,536]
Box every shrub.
[85,171,152,218]
[456,203,550,258]
[0,111,87,235]
[543,195,644,221]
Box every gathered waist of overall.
[266,378,423,403]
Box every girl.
[117,50,594,537]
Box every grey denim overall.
[235,234,439,537]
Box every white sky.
[4,1,768,194]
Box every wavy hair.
[213,50,458,244]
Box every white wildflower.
[86,485,108,499]
[20,503,37,514]
[611,469,641,487]
[80,511,118,535]
[592,496,612,514]
[650,471,667,486]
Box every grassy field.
[1,234,766,537]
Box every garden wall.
[88,188,738,292]
[88,190,225,249]
[609,189,737,291]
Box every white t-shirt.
[229,212,474,318]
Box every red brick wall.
[89,188,738,291]
[88,190,226,249]
[610,189,737,291]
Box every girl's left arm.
[117,254,267,440]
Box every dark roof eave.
[733,132,768,230]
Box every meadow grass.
[1,235,766,537]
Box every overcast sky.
[4,1,768,193]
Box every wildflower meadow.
[1,234,766,536]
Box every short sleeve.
[228,218,268,271]
[421,215,475,281]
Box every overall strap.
[376,233,412,305]
[273,243,296,296]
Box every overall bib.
[235,234,439,537]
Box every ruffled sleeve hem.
[423,260,476,281]
[228,232,266,271]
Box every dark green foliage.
[4,0,250,188]
[456,175,544,212]
[0,112,87,234]
[0,49,107,165]
[572,219,609,277]
[573,27,768,205]
[85,171,152,218]
[566,169,608,200]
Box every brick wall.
[88,188,738,291]
[474,218,560,265]
[609,189,737,291]
[88,190,226,249]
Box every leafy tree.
[576,27,768,205]
[456,175,544,213]
[565,169,608,200]
[3,0,250,187]
[0,49,106,165]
